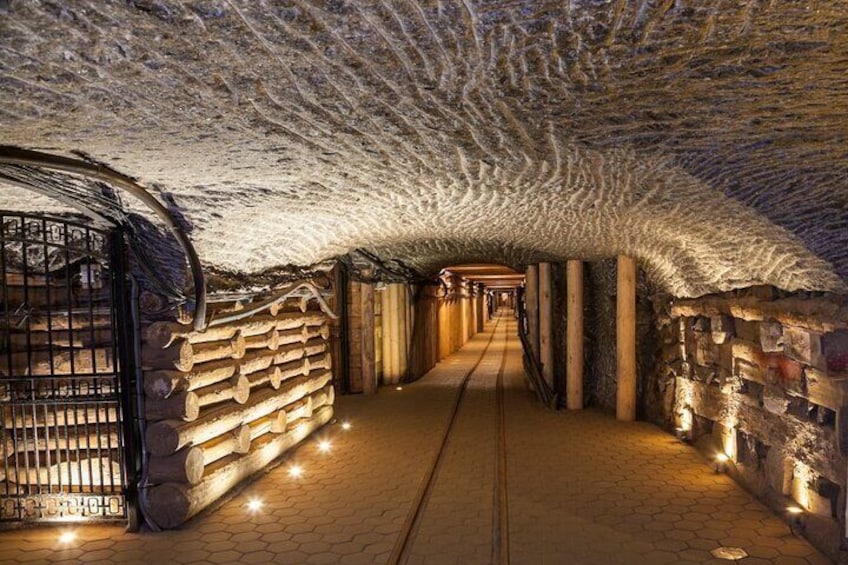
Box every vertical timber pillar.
[566,260,584,410]
[525,265,539,362]
[383,283,396,384]
[360,282,377,394]
[616,255,637,421]
[476,284,485,333]
[398,284,408,381]
[381,285,393,385]
[538,262,554,389]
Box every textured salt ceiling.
[1,1,847,297]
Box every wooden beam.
[381,284,393,385]
[538,262,554,389]
[525,265,539,361]
[398,284,408,380]
[616,256,637,421]
[360,283,377,394]
[566,260,584,410]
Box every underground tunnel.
[0,1,847,563]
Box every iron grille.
[0,213,132,522]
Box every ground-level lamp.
[786,506,805,532]
[714,452,730,473]
[246,498,263,513]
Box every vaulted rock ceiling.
[1,1,846,297]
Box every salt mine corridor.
[0,1,847,564]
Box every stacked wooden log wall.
[658,288,848,558]
[140,299,334,528]
[347,277,481,390]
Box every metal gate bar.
[0,213,132,522]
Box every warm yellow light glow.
[395,386,403,391]
[247,498,263,513]
[318,440,332,453]
[786,506,804,515]
[792,462,814,510]
[715,453,729,463]
[58,531,77,544]
[722,425,737,462]
[288,465,303,478]
[341,421,352,430]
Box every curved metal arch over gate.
[0,212,138,524]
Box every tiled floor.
[0,315,832,564]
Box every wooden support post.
[360,283,377,394]
[539,262,554,389]
[398,284,408,381]
[616,255,637,422]
[525,265,539,361]
[460,286,469,345]
[476,285,485,333]
[386,284,401,384]
[381,285,393,385]
[566,260,584,410]
[438,294,450,361]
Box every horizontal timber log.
[306,352,332,372]
[310,384,335,409]
[3,312,113,332]
[3,428,119,455]
[145,391,200,421]
[244,328,279,351]
[144,405,333,528]
[272,343,308,366]
[247,366,282,390]
[7,329,113,349]
[277,358,309,382]
[3,348,116,376]
[143,360,237,399]
[143,312,327,349]
[5,406,118,429]
[0,453,121,486]
[284,396,313,423]
[199,424,251,465]
[239,348,278,376]
[147,446,205,485]
[142,333,246,372]
[249,410,287,440]
[195,374,250,407]
[192,332,246,364]
[145,370,333,456]
[304,337,328,357]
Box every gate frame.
[0,213,141,529]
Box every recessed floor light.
[710,547,748,560]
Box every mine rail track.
[388,312,511,565]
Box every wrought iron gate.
[0,213,136,523]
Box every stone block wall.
[654,288,848,559]
[138,297,334,528]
